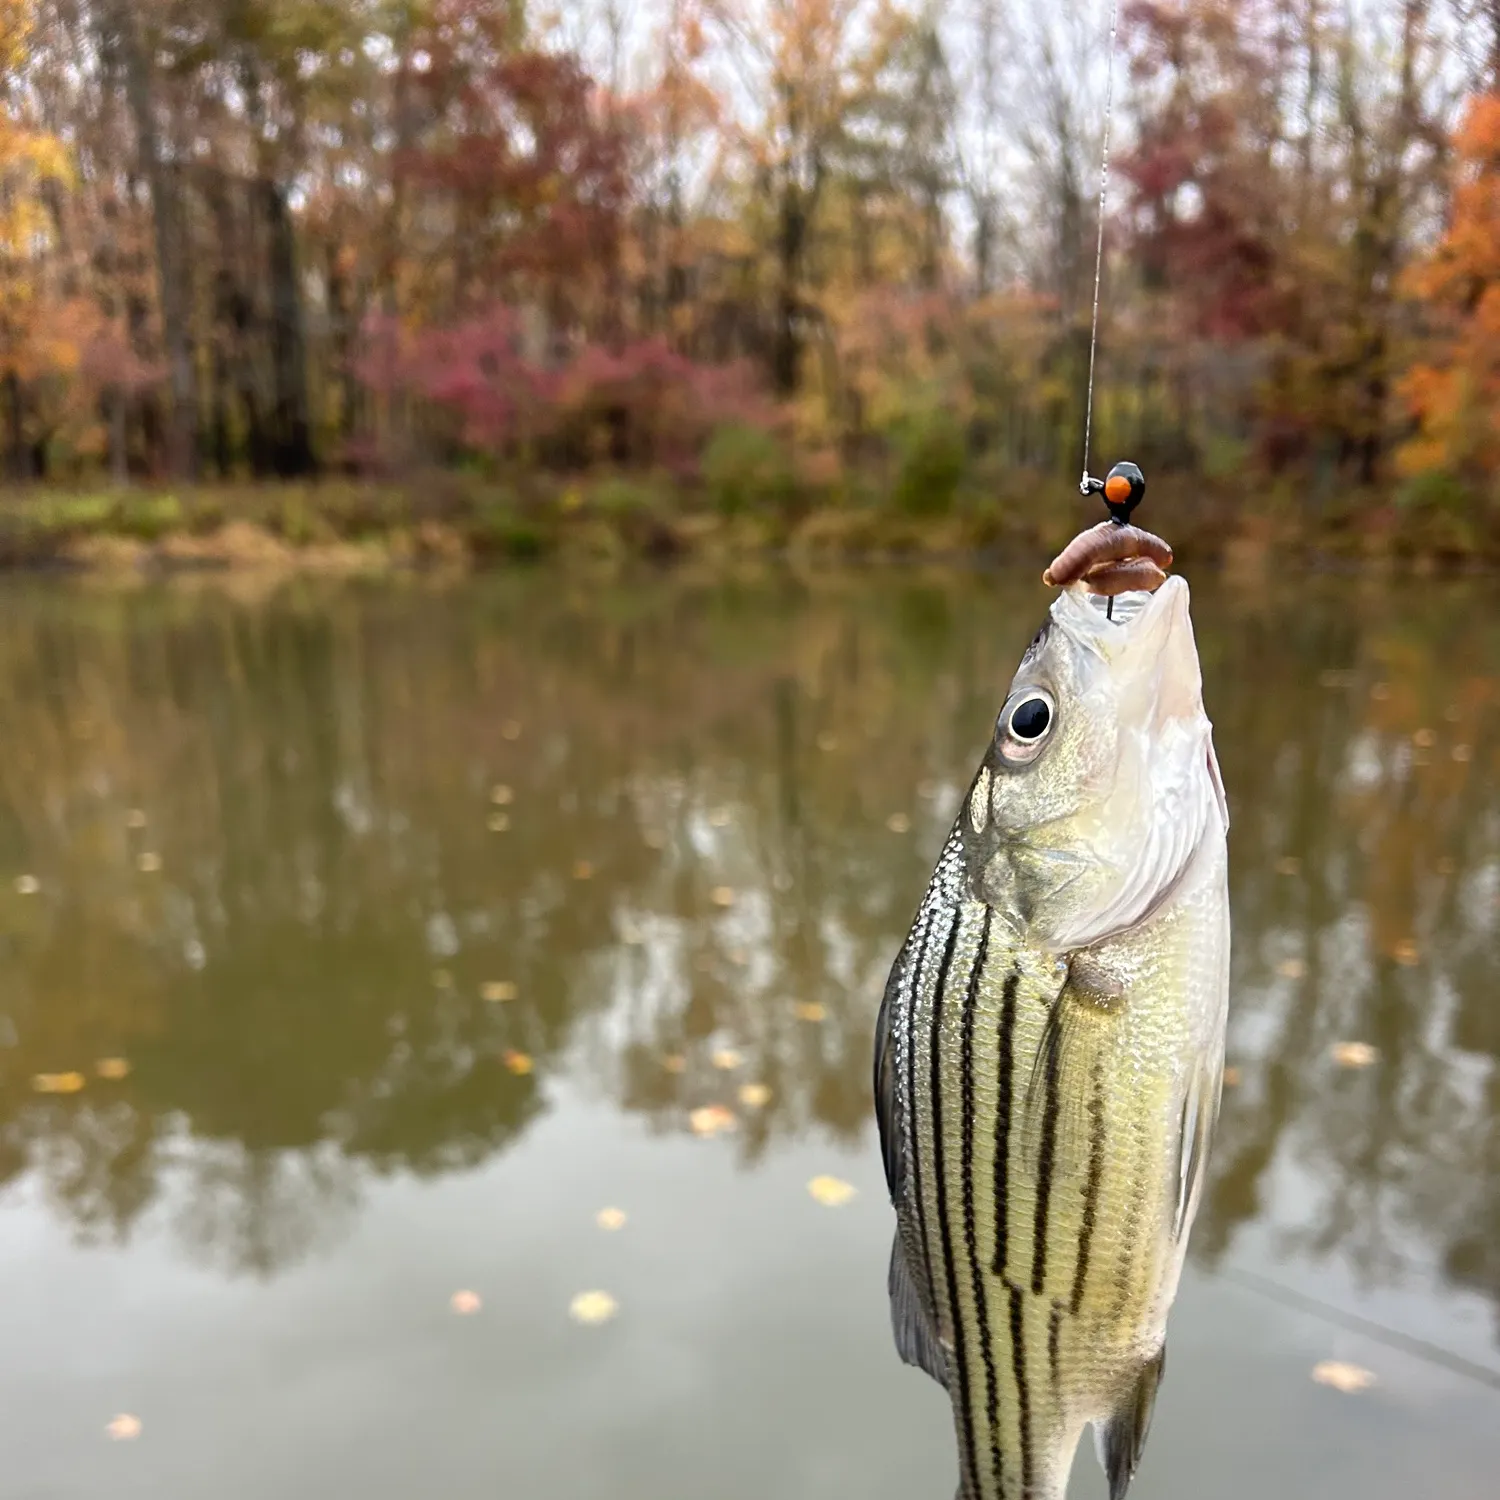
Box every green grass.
[0,464,1495,571]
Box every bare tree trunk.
[264,181,315,476]
[971,0,1001,295]
[234,28,316,479]
[4,372,28,482]
[109,389,129,485]
[105,1,198,479]
[773,177,815,396]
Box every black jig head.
[1080,460,1146,525]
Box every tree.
[0,0,74,476]
[1398,92,1500,495]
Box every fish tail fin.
[1093,1344,1167,1500]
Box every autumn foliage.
[0,0,1495,519]
[1399,95,1500,494]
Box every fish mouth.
[1052,573,1191,649]
[1051,574,1204,721]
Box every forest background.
[2,0,1500,566]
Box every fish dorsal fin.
[1093,1345,1167,1500]
[887,1236,948,1390]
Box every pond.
[0,565,1496,1500]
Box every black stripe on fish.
[1070,1055,1108,1315]
[990,969,1020,1277]
[960,913,1001,1498]
[1030,993,1065,1295]
[931,912,978,1494]
[1047,1301,1063,1394]
[1009,1283,1034,1497]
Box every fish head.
[970,575,1228,951]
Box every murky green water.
[0,566,1497,1499]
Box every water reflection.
[0,570,1496,1342]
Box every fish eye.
[1009,697,1052,740]
[997,689,1056,764]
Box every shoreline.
[0,476,1494,576]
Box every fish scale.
[874,578,1231,1500]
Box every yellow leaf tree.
[0,0,74,473]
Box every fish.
[873,574,1230,1500]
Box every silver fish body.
[874,578,1230,1500]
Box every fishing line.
[1079,0,1121,499]
[1217,1262,1500,1394]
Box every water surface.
[0,566,1497,1499]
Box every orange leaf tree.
[1399,94,1500,497]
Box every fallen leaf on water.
[794,1002,826,1023]
[709,886,735,908]
[105,1414,142,1441]
[569,1290,618,1325]
[136,853,162,873]
[739,1083,773,1109]
[95,1058,131,1081]
[1276,958,1306,980]
[708,807,732,828]
[1222,1066,1242,1087]
[1275,856,1301,876]
[1452,744,1473,762]
[1412,728,1436,748]
[1331,1041,1379,1069]
[126,809,147,829]
[596,1207,628,1231]
[491,784,514,805]
[488,813,511,833]
[482,981,518,1003]
[689,1105,737,1137]
[662,1054,687,1074]
[1311,1360,1375,1393]
[501,720,522,741]
[807,1175,857,1207]
[573,861,595,880]
[815,732,838,752]
[1393,939,1420,966]
[886,813,911,833]
[711,1048,742,1071]
[503,1050,534,1076]
[13,874,38,895]
[450,1290,482,1315]
[33,1072,85,1094]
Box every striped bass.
[874,575,1230,1500]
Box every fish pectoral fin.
[887,1236,948,1390]
[1093,1345,1166,1500]
[1173,1054,1222,1243]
